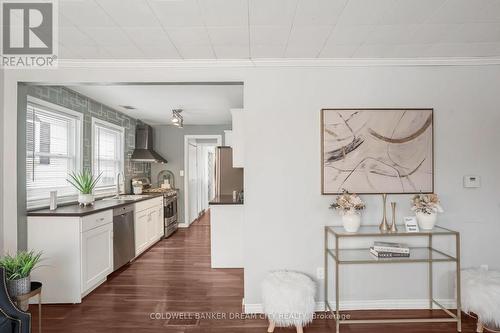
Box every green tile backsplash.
[27,86,151,192]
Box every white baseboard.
[244,299,456,314]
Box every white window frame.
[26,96,83,209]
[91,117,125,196]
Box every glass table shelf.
[324,225,461,332]
[327,247,457,264]
[326,225,458,237]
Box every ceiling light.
[176,118,184,128]
[171,109,183,128]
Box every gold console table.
[324,225,461,332]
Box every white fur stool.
[262,271,316,333]
[461,268,500,332]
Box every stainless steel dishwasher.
[113,205,135,271]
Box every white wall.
[2,61,500,309]
[0,68,4,255]
[242,65,500,307]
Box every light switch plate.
[180,170,184,177]
[463,175,481,188]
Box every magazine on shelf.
[369,247,411,258]
[373,241,410,254]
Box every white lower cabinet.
[27,197,163,304]
[134,197,164,257]
[147,209,158,243]
[210,204,244,268]
[156,204,164,237]
[27,210,113,304]
[134,210,149,255]
[81,222,113,295]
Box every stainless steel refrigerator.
[214,147,244,198]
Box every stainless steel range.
[144,187,178,237]
[131,178,178,238]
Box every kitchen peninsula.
[209,195,244,269]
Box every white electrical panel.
[463,175,481,188]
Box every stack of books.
[369,241,410,258]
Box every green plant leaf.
[0,250,43,280]
[67,170,102,194]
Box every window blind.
[26,102,81,208]
[92,120,124,193]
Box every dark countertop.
[209,195,244,205]
[27,193,164,217]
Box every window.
[26,97,82,208]
[92,118,124,194]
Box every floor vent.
[165,317,200,326]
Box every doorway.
[184,135,222,226]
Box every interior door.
[188,141,198,224]
[207,148,215,203]
[196,144,204,215]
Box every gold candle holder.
[389,202,398,232]
[379,194,389,232]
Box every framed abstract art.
[321,108,434,194]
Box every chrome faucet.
[116,172,124,195]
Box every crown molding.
[56,57,500,69]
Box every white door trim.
[183,135,222,227]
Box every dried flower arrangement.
[330,190,365,215]
[411,193,444,215]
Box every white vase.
[416,212,437,230]
[342,211,361,233]
[78,193,95,206]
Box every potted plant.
[0,250,42,298]
[330,190,366,232]
[411,193,444,230]
[67,170,102,206]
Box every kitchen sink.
[103,195,150,201]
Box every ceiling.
[69,84,244,125]
[58,0,500,60]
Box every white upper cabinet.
[231,109,245,168]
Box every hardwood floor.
[29,210,477,332]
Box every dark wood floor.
[29,210,478,333]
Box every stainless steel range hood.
[131,124,168,164]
